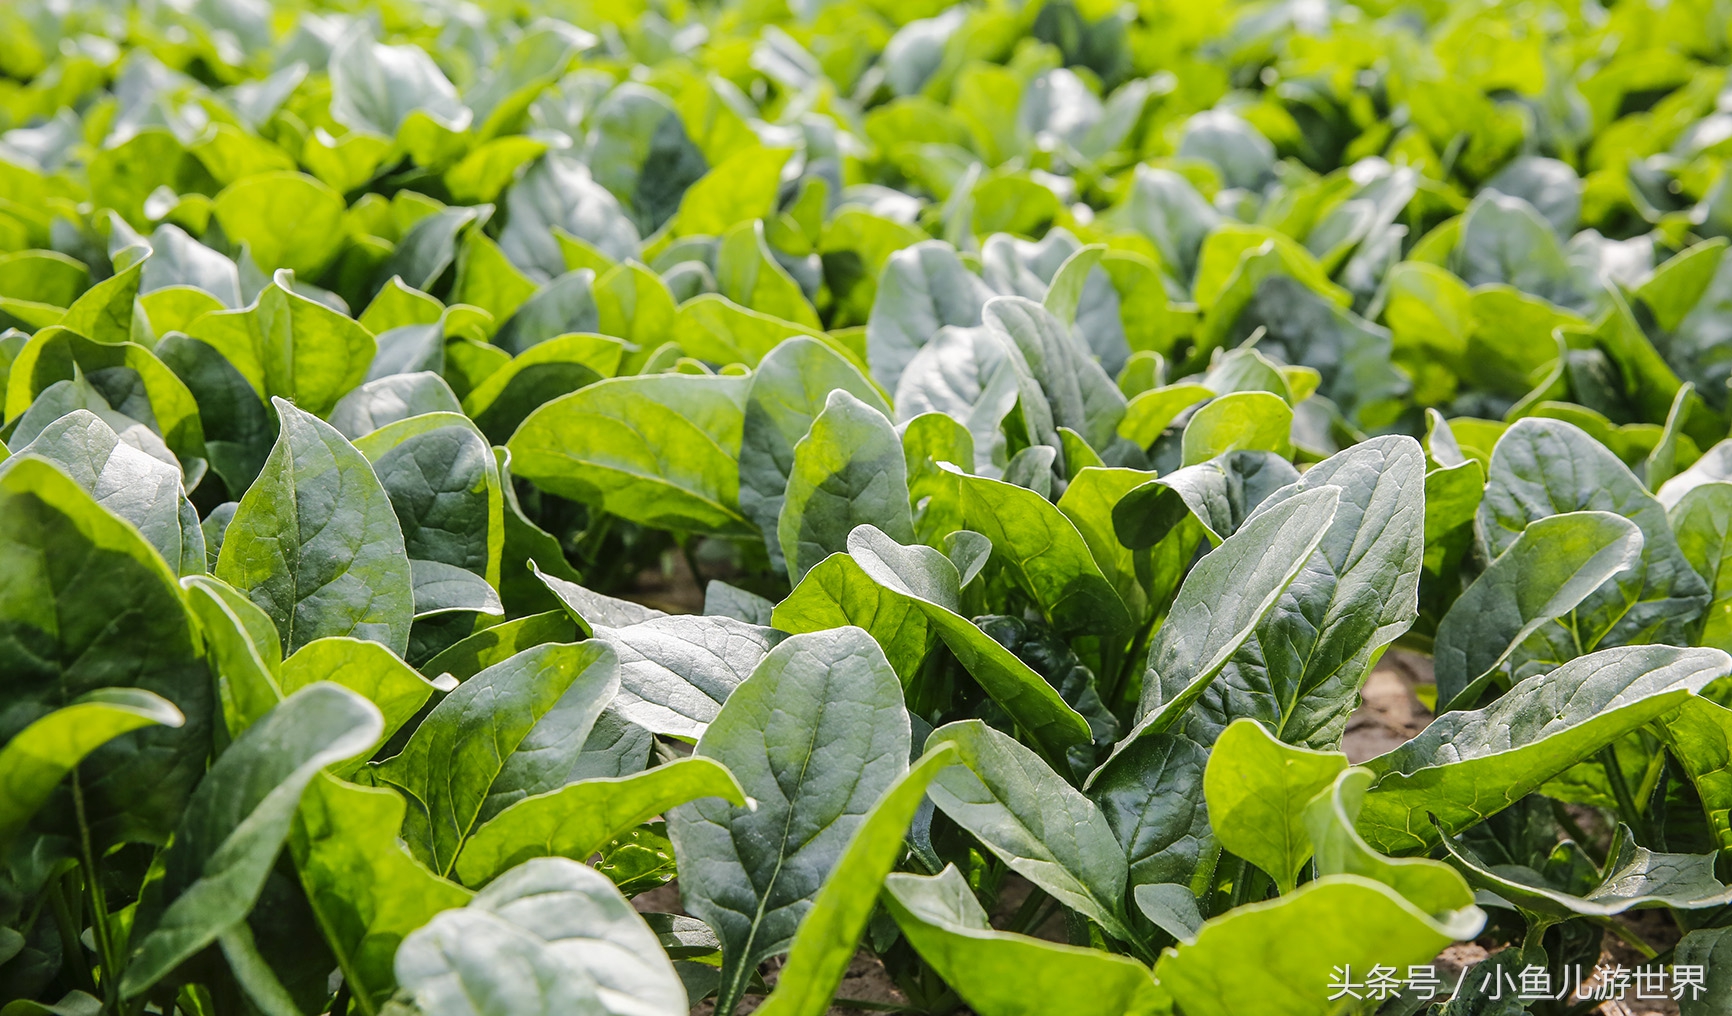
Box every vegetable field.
[11,0,1732,1014]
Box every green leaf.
[985,295,1127,458]
[1678,926,1732,1016]
[1112,451,1300,548]
[717,219,820,327]
[866,240,995,392]
[665,627,910,1016]
[1434,510,1643,710]
[1090,732,1211,892]
[666,144,789,239]
[455,756,745,887]
[420,609,578,683]
[463,22,592,138]
[13,409,204,574]
[0,457,213,847]
[753,743,961,1016]
[0,688,183,849]
[213,171,348,277]
[740,337,889,573]
[531,567,664,631]
[671,294,827,368]
[0,250,88,311]
[57,257,143,346]
[1118,384,1213,449]
[371,641,618,875]
[594,260,677,350]
[462,333,625,444]
[493,269,600,355]
[354,412,504,596]
[1441,823,1732,920]
[359,278,444,334]
[5,323,206,466]
[1186,437,1425,749]
[291,773,473,1014]
[1203,718,1348,894]
[778,389,914,583]
[279,636,446,771]
[848,524,1093,765]
[120,683,383,999]
[507,372,753,536]
[156,332,275,493]
[579,613,784,740]
[883,866,1165,1016]
[497,155,638,281]
[1645,382,1695,491]
[704,580,774,625]
[1180,391,1293,466]
[182,572,285,740]
[186,273,377,419]
[1671,482,1732,654]
[329,371,465,441]
[329,33,471,138]
[1478,417,1709,651]
[383,205,490,294]
[926,719,1135,943]
[1303,768,1482,930]
[1452,192,1586,310]
[1099,484,1340,779]
[395,858,685,1015]
[955,467,1132,640]
[893,323,1021,479]
[1152,876,1472,1016]
[1358,645,1731,853]
[139,224,241,307]
[772,551,933,685]
[1424,459,1484,544]
[216,398,414,655]
[453,230,538,328]
[1657,696,1732,852]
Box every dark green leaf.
[665,627,910,1016]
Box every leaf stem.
[1589,916,1657,960]
[49,872,95,996]
[1598,746,1648,844]
[1230,864,1269,909]
[1550,800,1603,866]
[1003,886,1050,935]
[72,771,118,1004]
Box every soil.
[619,557,1682,1016]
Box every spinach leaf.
[1359,645,1731,853]
[665,627,910,1016]
[121,683,382,1000]
[884,866,1165,1016]
[216,398,414,654]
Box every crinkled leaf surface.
[1434,510,1643,710]
[1359,645,1732,853]
[508,373,752,536]
[925,719,1134,942]
[0,457,213,847]
[883,866,1165,1016]
[778,389,913,584]
[217,398,414,654]
[371,641,618,875]
[394,858,684,1016]
[121,683,383,999]
[665,627,910,1016]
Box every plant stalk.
[72,771,118,1004]
[1598,746,1648,844]
[48,873,95,996]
